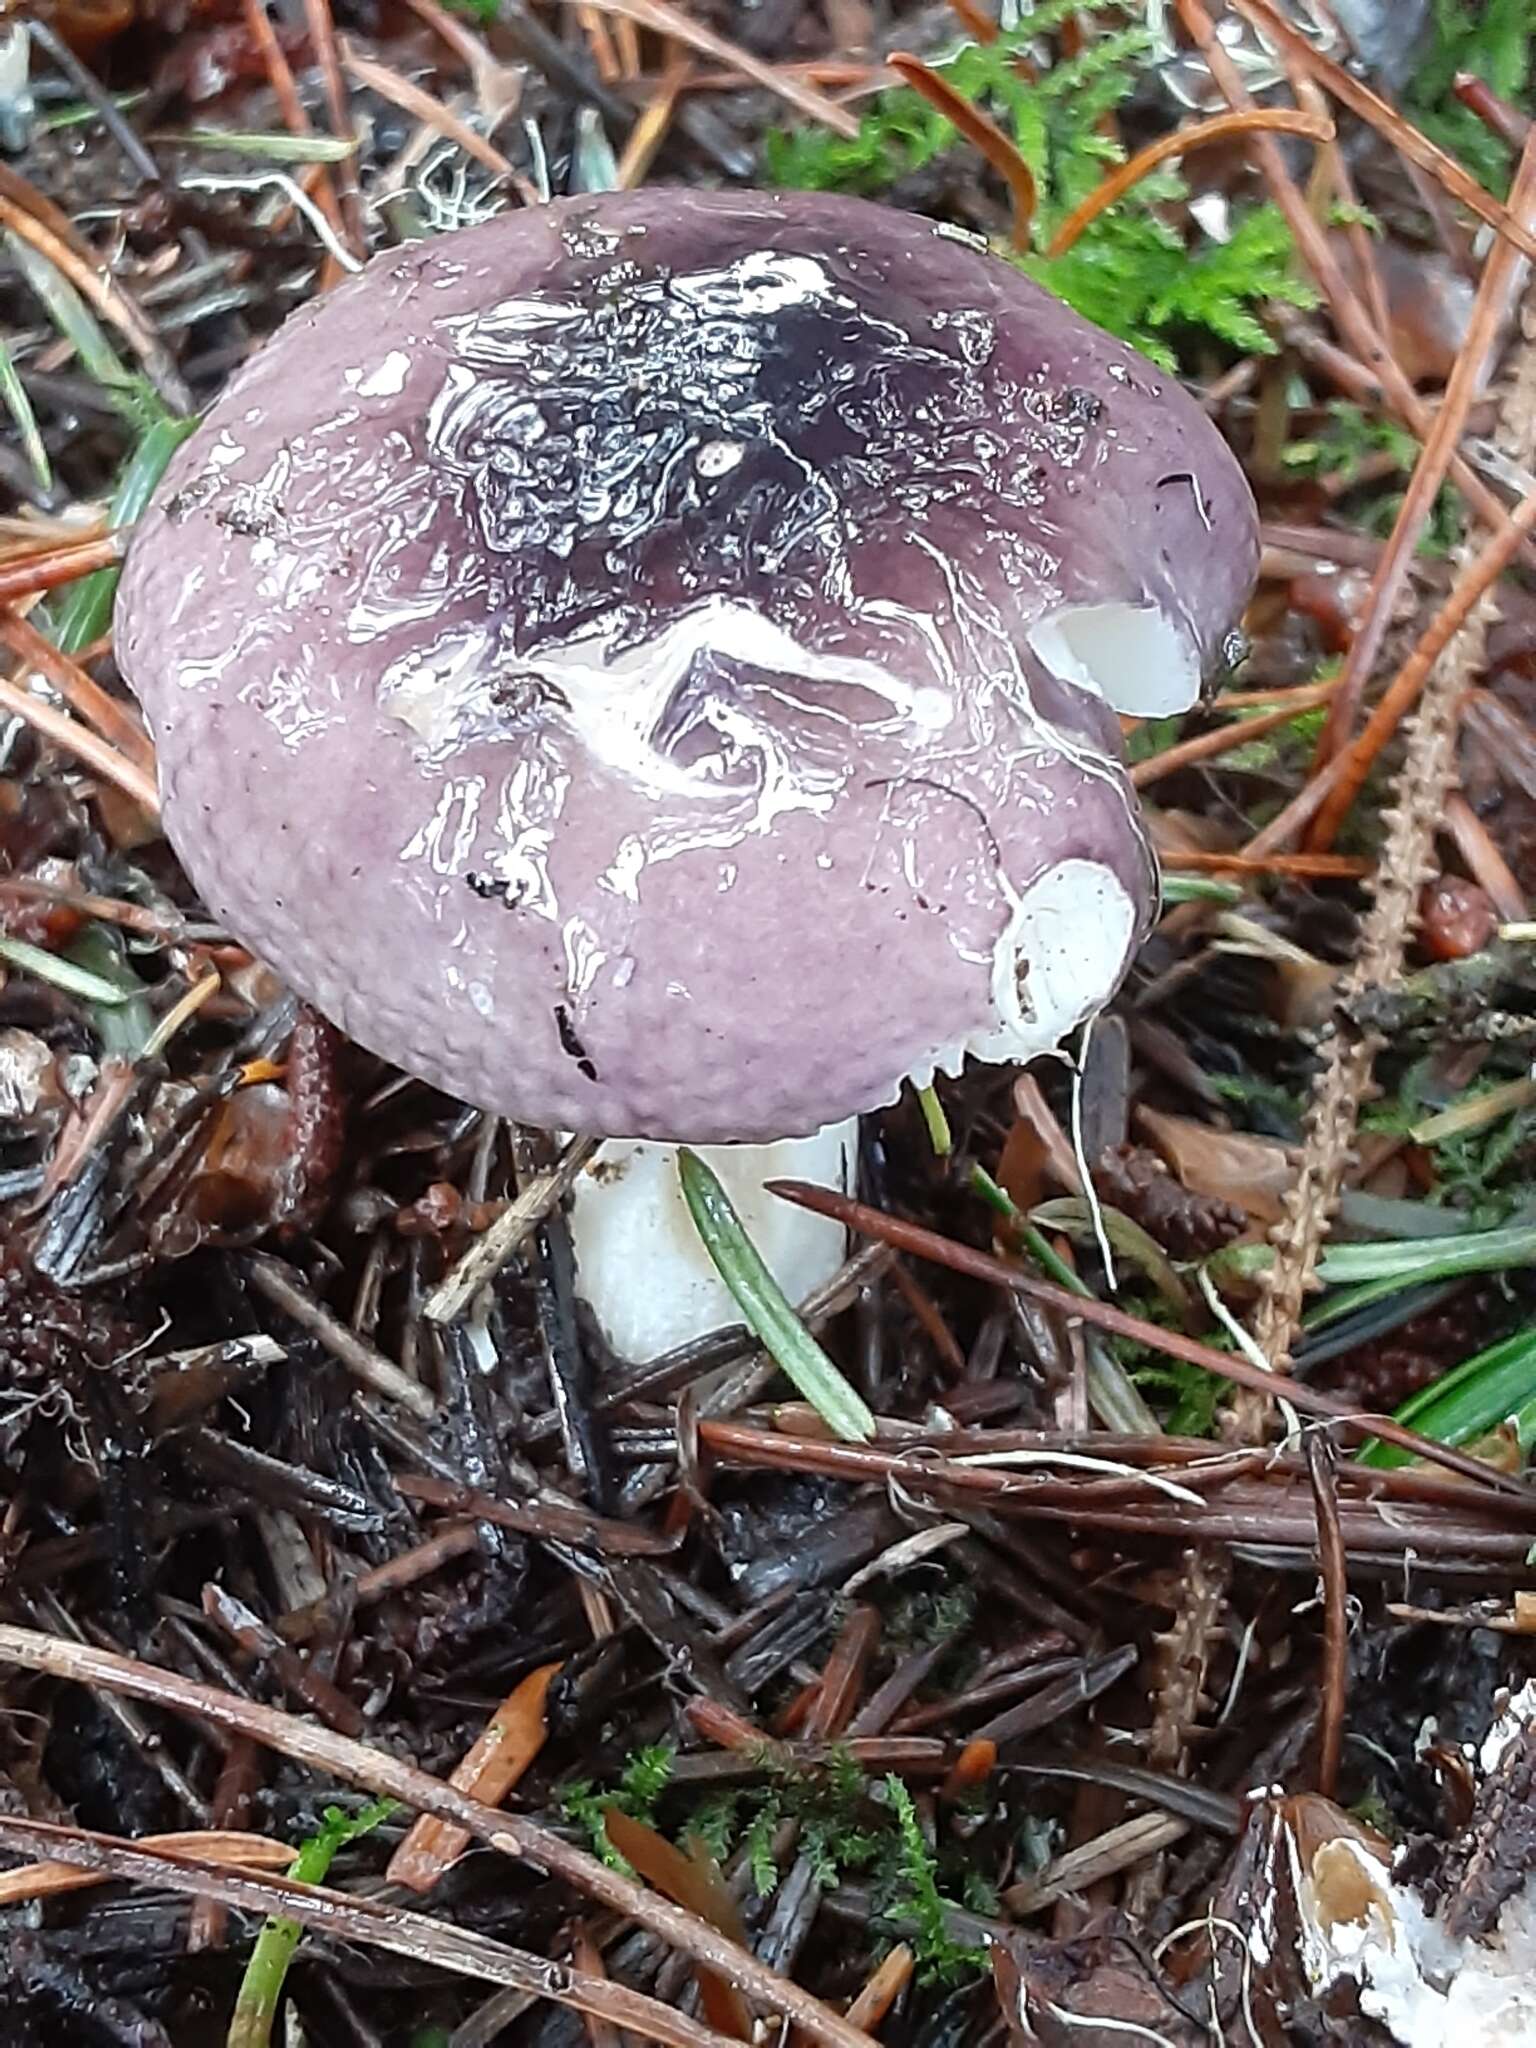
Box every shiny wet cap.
[117,190,1258,1142]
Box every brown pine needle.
[576,4,623,81]
[339,37,537,202]
[1307,486,1536,849]
[618,47,694,189]
[845,1947,914,2032]
[1131,675,1340,788]
[1046,107,1333,257]
[944,0,997,42]
[0,671,159,814]
[387,1661,561,1894]
[1159,849,1370,879]
[300,0,367,260]
[0,530,124,606]
[1173,0,1531,563]
[1444,791,1527,921]
[0,606,155,773]
[0,1829,292,1908]
[888,53,1036,250]
[0,168,190,413]
[238,0,349,271]
[1307,128,1536,797]
[1231,0,1536,265]
[939,1739,996,1802]
[579,0,859,138]
[602,1812,753,2041]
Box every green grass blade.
[970,1165,1087,1295]
[1356,1324,1536,1469]
[40,90,149,133]
[5,230,159,432]
[53,416,197,652]
[679,1147,874,1441]
[227,1801,394,2048]
[0,936,135,1006]
[916,1083,952,1158]
[1160,875,1243,905]
[1215,1222,1536,1332]
[0,334,50,491]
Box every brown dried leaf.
[1136,1107,1299,1225]
[602,1809,753,2040]
[388,1661,561,1894]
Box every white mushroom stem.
[567,1119,859,1365]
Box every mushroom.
[115,189,1257,1364]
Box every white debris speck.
[1480,1680,1536,1774]
[695,439,744,479]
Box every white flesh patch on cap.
[569,1119,856,1365]
[1028,602,1203,717]
[906,857,1135,1090]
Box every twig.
[25,20,161,184]
[202,1584,364,1737]
[0,1828,290,1907]
[1306,1432,1348,1801]
[1453,72,1532,152]
[0,1815,750,2048]
[1004,1812,1188,1913]
[1047,108,1333,256]
[764,1183,1522,1493]
[277,1521,482,1642]
[696,1424,1533,1557]
[244,1253,435,1417]
[0,1628,880,2048]
[425,1133,599,1324]
[391,1472,677,1556]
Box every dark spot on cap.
[555,1003,598,1082]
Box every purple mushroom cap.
[116,190,1258,1143]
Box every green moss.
[764,4,1315,369]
